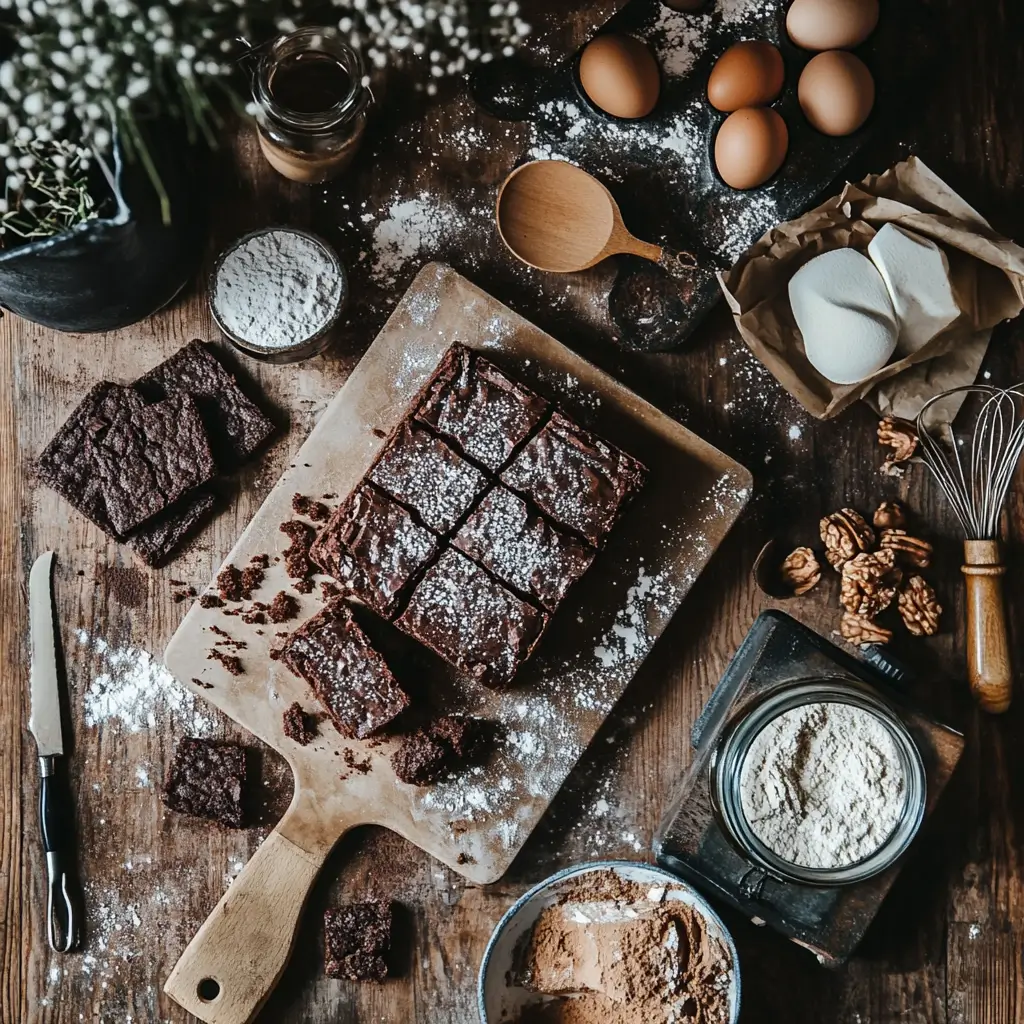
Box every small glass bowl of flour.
[210,227,347,363]
[711,682,927,886]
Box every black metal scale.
[470,0,934,351]
[654,611,963,965]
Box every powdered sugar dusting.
[77,629,215,736]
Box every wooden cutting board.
[162,263,752,1024]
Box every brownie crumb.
[269,591,300,623]
[343,748,372,774]
[249,553,270,569]
[391,716,496,787]
[191,677,214,690]
[241,609,266,625]
[200,593,223,609]
[282,702,317,746]
[280,519,317,591]
[292,492,330,522]
[217,564,244,603]
[209,624,232,639]
[172,585,197,604]
[322,493,337,500]
[162,737,247,828]
[372,427,387,439]
[169,578,186,586]
[240,565,264,599]
[208,649,243,675]
[320,580,342,602]
[324,901,394,981]
[456,852,475,865]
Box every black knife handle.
[38,757,80,952]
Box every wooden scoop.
[496,160,696,277]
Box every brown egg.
[715,107,789,190]
[707,40,785,112]
[786,0,879,51]
[798,51,875,135]
[578,34,661,120]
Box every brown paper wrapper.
[718,156,1024,425]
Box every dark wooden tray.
[471,0,934,351]
[653,610,964,965]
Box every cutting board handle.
[164,788,350,1024]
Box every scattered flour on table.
[77,629,215,736]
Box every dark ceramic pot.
[0,125,208,333]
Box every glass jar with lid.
[252,27,371,184]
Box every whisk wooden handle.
[962,539,1013,714]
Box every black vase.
[0,126,208,333]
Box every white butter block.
[788,248,898,386]
[867,223,960,355]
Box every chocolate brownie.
[414,346,549,472]
[128,489,217,567]
[36,381,127,533]
[324,900,393,981]
[395,549,548,689]
[501,410,646,546]
[280,520,317,592]
[88,392,216,535]
[453,486,596,612]
[310,483,438,619]
[278,599,409,739]
[162,737,247,828]
[391,715,494,785]
[134,340,276,471]
[368,421,487,536]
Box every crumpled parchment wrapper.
[718,156,1024,425]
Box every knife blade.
[27,551,80,953]
[29,551,64,757]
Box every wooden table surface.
[3,2,1024,1022]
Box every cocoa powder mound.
[515,871,733,1024]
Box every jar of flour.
[709,681,927,887]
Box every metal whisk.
[916,384,1024,713]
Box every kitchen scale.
[655,610,965,965]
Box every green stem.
[118,109,172,227]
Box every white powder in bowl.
[739,701,906,869]
[212,229,345,352]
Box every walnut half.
[780,547,822,595]
[878,417,919,464]
[898,575,942,636]
[873,501,907,530]
[820,508,875,571]
[840,548,901,618]
[880,528,933,569]
[840,613,893,647]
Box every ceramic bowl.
[477,859,741,1023]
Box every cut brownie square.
[390,729,450,786]
[128,488,218,567]
[414,345,549,472]
[453,486,596,612]
[37,381,133,534]
[134,340,276,472]
[88,392,216,535]
[391,715,495,786]
[368,421,487,536]
[162,737,247,828]
[501,410,647,546]
[395,549,548,689]
[310,483,438,619]
[324,900,393,981]
[278,599,409,739]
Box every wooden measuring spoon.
[496,160,697,278]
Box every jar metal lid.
[709,680,927,887]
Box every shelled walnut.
[779,546,822,595]
[879,528,933,569]
[873,501,907,530]
[898,576,942,636]
[840,549,901,617]
[840,612,893,646]
[878,417,918,465]
[820,508,875,570]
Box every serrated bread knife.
[28,551,80,953]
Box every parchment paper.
[718,156,1024,425]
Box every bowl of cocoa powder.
[478,861,740,1024]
